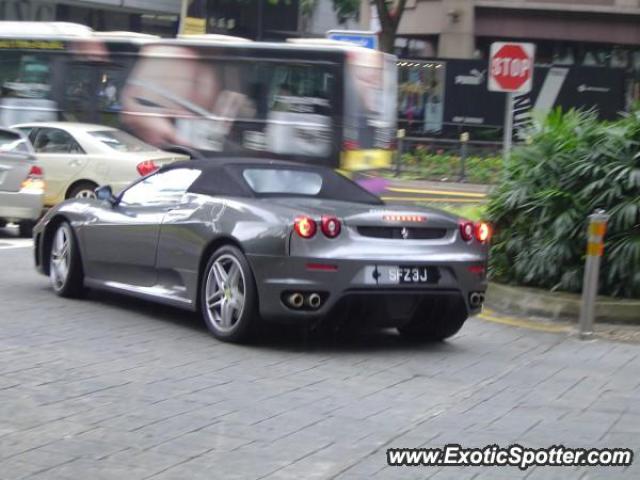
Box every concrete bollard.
[458,131,469,182]
[578,210,609,340]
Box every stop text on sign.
[491,57,531,78]
[488,42,535,93]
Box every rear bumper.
[0,191,43,222]
[248,254,487,324]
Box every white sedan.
[11,122,189,206]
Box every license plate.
[389,266,431,284]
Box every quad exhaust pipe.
[285,292,323,310]
[287,293,305,309]
[469,292,485,308]
[307,293,321,309]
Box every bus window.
[0,53,52,99]
[0,51,58,126]
[262,63,333,158]
[64,63,96,123]
[98,68,127,113]
[120,44,335,160]
[343,49,397,170]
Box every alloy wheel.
[50,226,70,290]
[204,254,246,333]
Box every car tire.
[200,245,258,343]
[49,221,85,298]
[18,220,35,238]
[397,296,468,341]
[67,181,98,200]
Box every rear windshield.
[89,130,158,152]
[243,169,323,195]
[233,166,383,205]
[0,131,30,153]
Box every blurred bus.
[0,22,396,171]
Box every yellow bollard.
[579,210,609,339]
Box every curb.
[485,282,640,325]
[363,170,493,194]
[477,308,570,334]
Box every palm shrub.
[488,108,640,298]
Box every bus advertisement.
[0,22,397,171]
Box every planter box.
[486,282,640,325]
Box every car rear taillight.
[459,221,474,242]
[294,216,317,239]
[475,222,491,243]
[136,160,158,176]
[20,165,45,193]
[321,215,341,238]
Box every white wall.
[307,0,360,36]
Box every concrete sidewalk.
[386,177,493,196]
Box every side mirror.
[95,185,117,206]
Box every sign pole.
[488,42,535,163]
[503,92,514,163]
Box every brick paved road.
[0,235,639,480]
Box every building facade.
[0,0,359,39]
[362,0,640,64]
[187,0,358,40]
[0,0,181,35]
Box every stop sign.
[488,42,535,93]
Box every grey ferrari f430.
[34,159,490,342]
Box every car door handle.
[69,159,82,167]
[164,205,192,220]
[166,208,191,214]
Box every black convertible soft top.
[161,158,383,205]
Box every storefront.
[182,0,301,40]
[398,58,627,140]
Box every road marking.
[381,196,486,203]
[0,239,33,250]
[386,187,488,198]
[477,309,570,333]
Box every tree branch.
[374,0,392,30]
[391,0,408,30]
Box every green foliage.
[300,0,316,16]
[488,108,640,299]
[332,0,360,22]
[397,150,502,184]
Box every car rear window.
[89,130,158,152]
[0,130,29,153]
[242,168,323,195]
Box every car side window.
[33,128,84,154]
[15,126,33,138]
[27,129,38,144]
[119,168,201,207]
